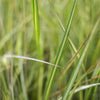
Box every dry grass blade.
[4,54,61,68]
[63,34,90,75]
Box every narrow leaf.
[44,0,77,100]
[74,83,100,93]
[62,19,100,100]
[4,54,61,68]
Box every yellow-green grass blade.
[32,0,43,100]
[44,0,77,100]
[32,0,40,53]
[62,18,100,100]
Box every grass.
[0,0,100,100]
[32,0,43,100]
[44,0,77,100]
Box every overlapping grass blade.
[49,1,79,57]
[67,64,96,100]
[44,0,77,100]
[85,61,100,100]
[49,62,96,98]
[62,34,89,77]
[62,19,100,100]
[49,3,88,80]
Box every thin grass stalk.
[6,1,14,99]
[32,0,43,100]
[44,0,77,100]
[18,32,28,100]
[23,0,27,81]
[10,47,14,100]
[62,18,100,100]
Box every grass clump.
[0,0,100,100]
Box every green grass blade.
[49,1,79,58]
[32,0,40,53]
[62,19,100,100]
[44,0,77,100]
[32,0,43,100]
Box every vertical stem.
[32,0,43,100]
[11,58,14,100]
[23,0,27,82]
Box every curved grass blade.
[50,83,100,100]
[49,63,96,98]
[74,83,100,93]
[62,18,100,100]
[44,0,77,100]
[4,54,61,68]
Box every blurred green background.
[0,0,100,100]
